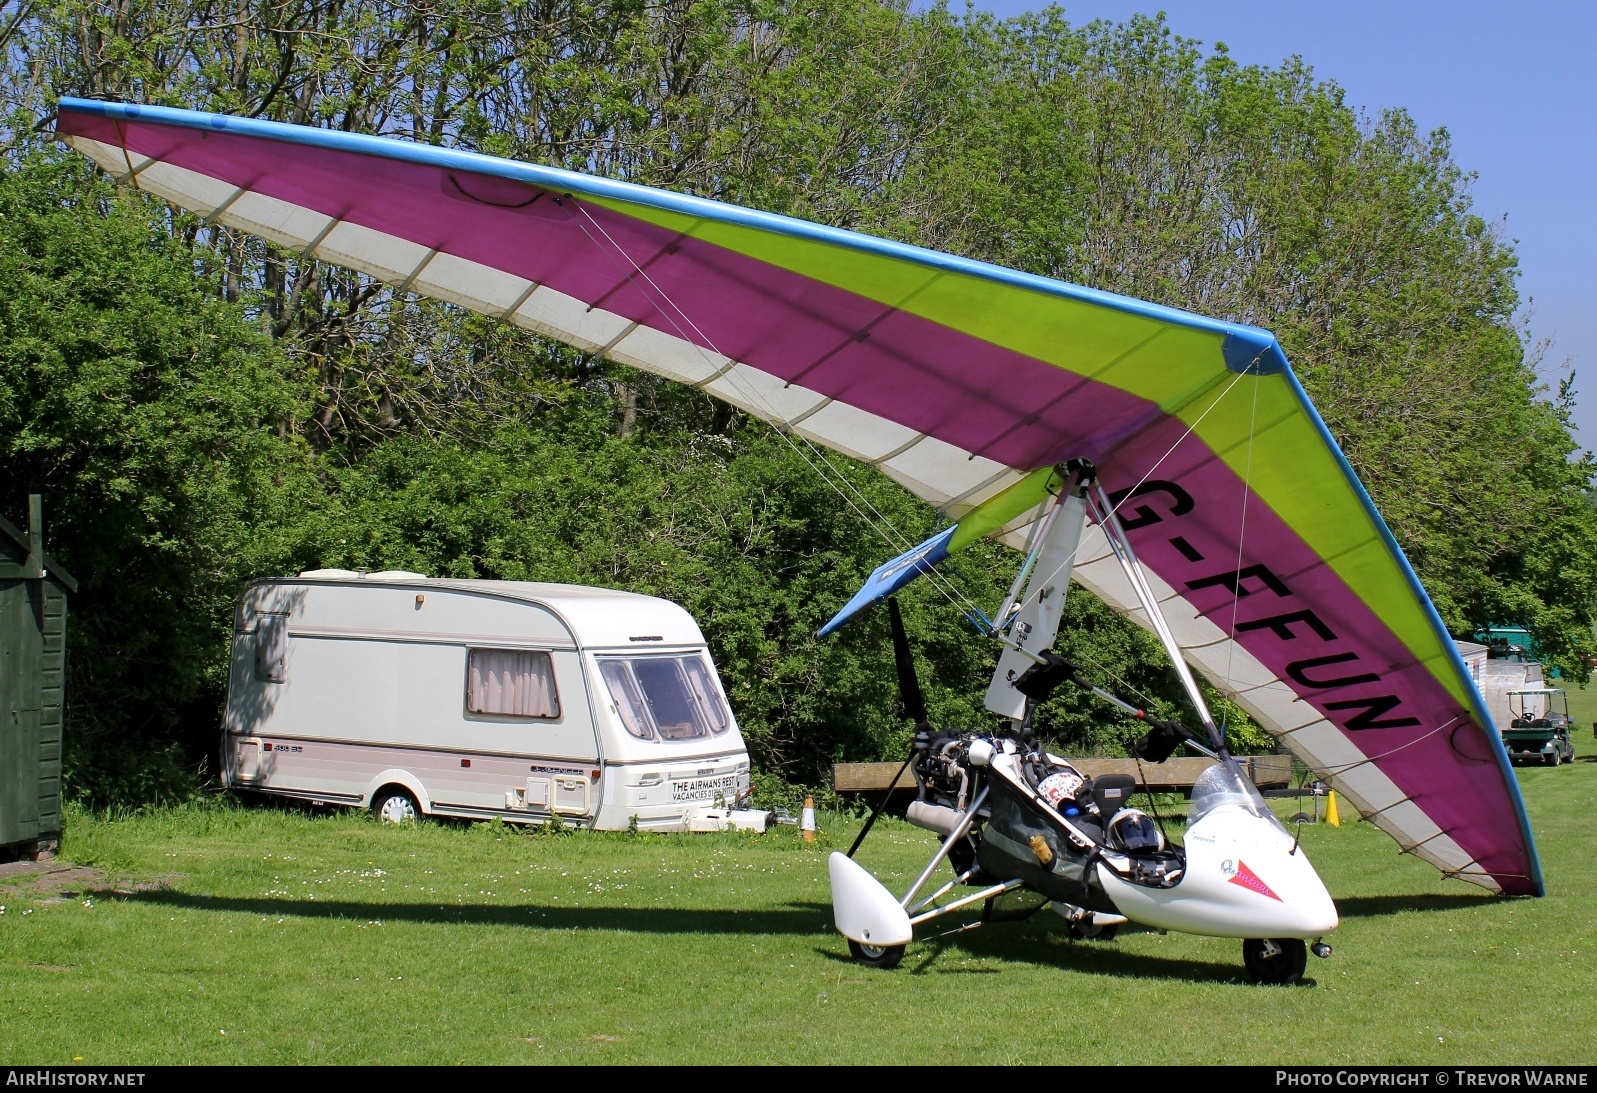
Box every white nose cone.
[1099,806,1339,939]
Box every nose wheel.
[1067,919,1119,941]
[1242,937,1307,984]
[847,939,906,969]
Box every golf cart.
[1503,687,1576,766]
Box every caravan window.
[598,655,731,742]
[467,649,560,719]
[255,612,289,683]
[600,661,653,740]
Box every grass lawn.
[1,733,1592,1065]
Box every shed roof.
[0,511,77,592]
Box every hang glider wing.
[55,98,1542,895]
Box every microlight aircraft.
[53,99,1542,980]
[821,465,1342,981]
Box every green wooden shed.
[0,496,75,859]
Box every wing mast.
[984,478,1086,721]
[983,461,1225,754]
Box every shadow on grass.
[814,924,1293,986]
[116,889,1331,985]
[111,888,833,936]
[1334,892,1493,918]
[929,930,1278,985]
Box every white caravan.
[222,572,766,831]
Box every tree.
[879,9,1597,676]
[0,152,319,803]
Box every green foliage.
[60,736,204,814]
[0,2,1592,803]
[0,153,321,793]
[295,421,1016,776]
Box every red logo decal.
[1227,860,1283,902]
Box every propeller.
[847,597,930,859]
[889,597,928,727]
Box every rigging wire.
[565,200,989,622]
[1218,370,1264,741]
[987,366,1252,632]
[882,369,1250,685]
[976,368,1257,741]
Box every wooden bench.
[833,753,1293,795]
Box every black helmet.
[1107,808,1164,852]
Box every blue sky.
[964,1,1597,450]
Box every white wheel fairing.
[829,852,914,947]
[1097,806,1339,939]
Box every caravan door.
[456,645,599,819]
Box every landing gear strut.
[1242,937,1307,984]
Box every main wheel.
[1242,937,1308,984]
[1545,752,1559,767]
[1068,919,1119,941]
[847,939,906,969]
[373,788,419,824]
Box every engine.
[905,730,1184,895]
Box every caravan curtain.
[467,649,560,718]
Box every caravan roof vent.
[299,568,359,578]
[367,570,429,580]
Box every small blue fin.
[818,527,956,637]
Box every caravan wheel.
[848,940,906,969]
[374,788,419,824]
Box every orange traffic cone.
[801,795,817,843]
